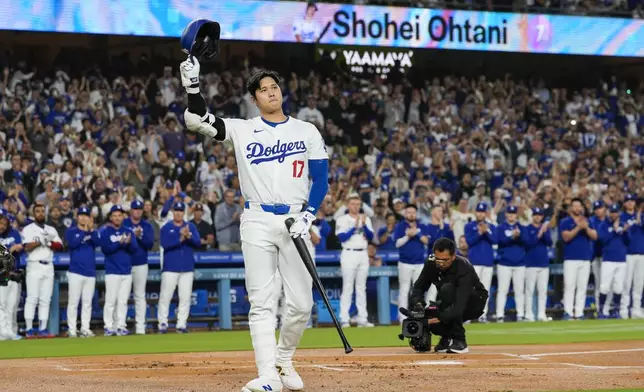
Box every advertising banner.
[0,1,642,57]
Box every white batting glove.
[180,56,200,94]
[289,212,316,239]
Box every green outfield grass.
[0,319,643,360]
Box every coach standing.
[393,204,431,321]
[22,203,63,338]
[100,205,140,336]
[65,206,100,338]
[589,201,606,307]
[559,198,598,320]
[523,207,552,322]
[621,194,644,319]
[335,194,374,328]
[598,204,628,318]
[495,205,528,322]
[464,203,497,322]
[158,202,201,333]
[123,200,155,335]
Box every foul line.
[519,348,644,359]
[312,365,345,372]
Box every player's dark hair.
[571,197,584,206]
[433,238,456,256]
[405,203,418,210]
[246,69,281,98]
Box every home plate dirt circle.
[2,341,643,391]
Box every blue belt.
[344,248,366,252]
[244,201,306,216]
[39,261,50,265]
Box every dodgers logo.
[245,139,307,165]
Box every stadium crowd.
[279,0,644,18]
[0,45,642,338]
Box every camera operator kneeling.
[401,238,488,354]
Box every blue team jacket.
[66,226,101,277]
[559,216,594,261]
[160,221,201,273]
[426,222,454,249]
[622,212,644,255]
[314,220,331,252]
[523,224,553,268]
[99,225,140,275]
[496,222,527,266]
[392,221,430,264]
[599,219,628,262]
[589,215,605,259]
[0,228,22,270]
[123,218,155,266]
[376,226,397,251]
[464,220,497,267]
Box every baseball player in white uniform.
[22,203,64,338]
[335,194,375,328]
[0,210,23,340]
[181,56,329,392]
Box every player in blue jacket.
[376,214,398,251]
[0,209,23,340]
[559,198,598,320]
[123,200,155,335]
[65,206,100,338]
[620,194,644,319]
[464,202,497,322]
[523,207,553,322]
[100,205,139,336]
[598,204,628,319]
[426,206,454,250]
[589,201,606,308]
[495,205,528,322]
[158,202,201,333]
[393,204,431,321]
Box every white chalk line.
[519,347,644,359]
[312,365,345,372]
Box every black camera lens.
[406,321,419,335]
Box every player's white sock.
[40,319,48,331]
[26,319,33,331]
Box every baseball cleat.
[241,376,283,392]
[68,330,78,338]
[116,328,130,336]
[135,328,146,335]
[38,329,55,339]
[25,329,36,339]
[561,313,573,321]
[434,337,451,353]
[597,313,610,320]
[159,323,168,334]
[104,329,116,337]
[276,365,304,390]
[357,321,374,328]
[631,310,644,319]
[80,329,95,338]
[176,327,189,334]
[341,322,350,328]
[447,339,469,354]
[477,315,488,323]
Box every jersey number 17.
[292,160,304,178]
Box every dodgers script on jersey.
[222,117,328,205]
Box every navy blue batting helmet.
[180,19,221,61]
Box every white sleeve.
[222,118,248,143]
[49,227,62,243]
[335,215,348,235]
[292,20,302,36]
[21,225,36,243]
[307,125,328,160]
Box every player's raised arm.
[180,57,227,142]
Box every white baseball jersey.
[21,222,62,263]
[335,214,373,249]
[222,117,327,205]
[293,18,322,43]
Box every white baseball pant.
[158,271,194,329]
[397,262,436,321]
[0,281,20,336]
[131,264,149,332]
[273,246,316,328]
[622,254,644,317]
[339,248,370,325]
[24,261,54,331]
[524,267,549,321]
[591,257,602,306]
[473,265,493,316]
[599,261,626,315]
[240,209,314,379]
[66,272,96,333]
[495,265,525,320]
[563,260,591,318]
[103,274,132,331]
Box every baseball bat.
[285,218,353,354]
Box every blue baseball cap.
[207,155,217,163]
[475,203,488,212]
[593,200,604,210]
[625,193,637,202]
[77,206,91,216]
[532,207,544,215]
[609,203,620,213]
[506,205,518,214]
[110,205,125,214]
[176,151,186,161]
[131,200,144,210]
[173,202,186,211]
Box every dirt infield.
[1,340,643,392]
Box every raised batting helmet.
[180,19,221,61]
